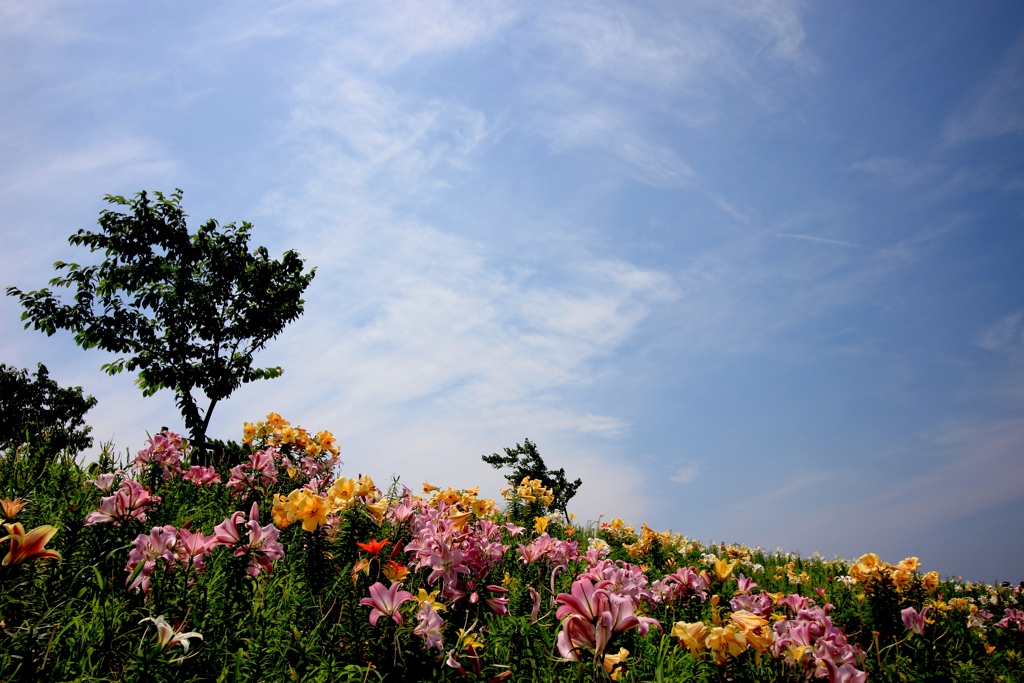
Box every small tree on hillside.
[482,438,582,523]
[0,362,97,459]
[7,189,316,457]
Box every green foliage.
[6,190,316,455]
[482,438,582,521]
[2,421,1024,681]
[0,363,96,480]
[205,437,249,470]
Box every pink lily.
[735,573,757,593]
[84,479,161,527]
[901,606,930,636]
[413,603,445,650]
[244,503,284,577]
[126,525,177,593]
[174,527,214,571]
[822,658,869,683]
[555,577,607,624]
[212,511,245,547]
[361,581,415,626]
[182,465,221,486]
[484,585,510,615]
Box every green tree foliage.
[482,438,582,521]
[6,190,316,455]
[0,362,97,459]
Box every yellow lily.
[713,556,738,581]
[706,624,746,665]
[671,621,708,656]
[365,499,388,525]
[416,588,446,612]
[295,492,330,532]
[601,648,629,680]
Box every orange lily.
[382,560,410,583]
[1,498,27,519]
[1,522,62,565]
[357,538,391,555]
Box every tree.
[482,438,582,522]
[0,362,97,458]
[7,189,316,456]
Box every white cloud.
[979,309,1024,354]
[851,157,945,188]
[522,1,813,204]
[223,11,684,486]
[943,30,1024,145]
[538,0,813,92]
[288,71,490,195]
[670,462,699,483]
[775,233,864,249]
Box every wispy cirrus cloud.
[979,309,1024,354]
[178,4,685,509]
[670,462,700,484]
[943,29,1024,145]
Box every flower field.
[1,414,1022,682]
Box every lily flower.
[212,511,246,547]
[361,581,414,626]
[89,472,119,493]
[416,588,446,613]
[734,573,757,594]
[244,506,284,577]
[181,465,221,486]
[602,648,630,681]
[294,492,330,531]
[383,560,410,583]
[140,615,203,653]
[413,603,445,651]
[671,621,708,656]
[713,556,738,582]
[357,538,391,556]
[1,522,62,565]
[901,606,930,636]
[1,497,28,519]
[706,624,747,664]
[365,499,389,524]
[529,587,541,620]
[388,498,416,523]
[126,525,177,593]
[821,659,869,683]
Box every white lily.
[140,615,203,653]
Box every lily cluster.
[272,473,385,531]
[242,412,341,467]
[502,476,554,508]
[555,575,659,662]
[84,479,161,527]
[125,502,284,592]
[848,553,940,593]
[133,430,189,479]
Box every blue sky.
[2,1,1023,582]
